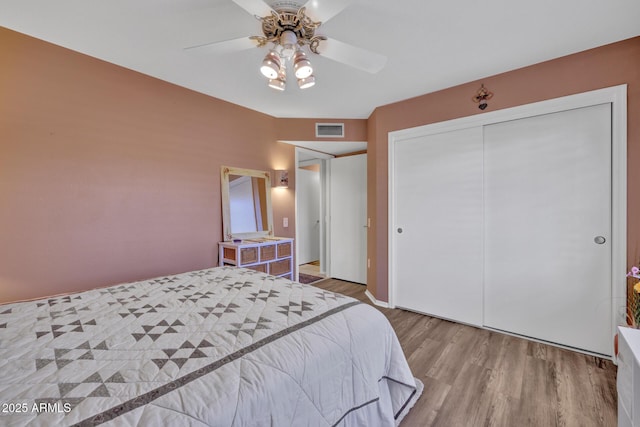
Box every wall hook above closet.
[472,84,494,110]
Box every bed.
[0,267,422,426]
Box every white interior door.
[330,154,367,284]
[483,104,612,355]
[393,127,484,325]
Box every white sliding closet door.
[394,127,483,325]
[483,104,612,355]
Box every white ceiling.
[2,0,639,119]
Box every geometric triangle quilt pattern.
[0,266,354,425]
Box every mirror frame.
[221,166,274,241]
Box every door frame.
[388,85,627,357]
[294,147,334,281]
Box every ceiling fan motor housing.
[266,1,306,13]
[255,7,326,54]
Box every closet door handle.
[594,236,606,244]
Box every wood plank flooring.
[313,278,618,427]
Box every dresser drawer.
[245,263,268,273]
[222,247,237,264]
[277,242,292,258]
[260,244,276,261]
[269,259,291,276]
[240,247,258,265]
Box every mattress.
[0,267,422,426]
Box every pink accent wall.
[2,26,639,306]
[0,27,296,303]
[275,118,367,142]
[367,36,640,301]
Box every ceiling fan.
[185,0,387,90]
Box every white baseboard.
[365,289,389,308]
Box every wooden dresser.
[218,237,294,280]
[618,326,640,427]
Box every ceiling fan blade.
[233,0,275,18]
[184,37,257,55]
[303,0,352,23]
[316,38,387,74]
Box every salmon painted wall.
[367,36,640,302]
[4,26,637,306]
[275,118,367,142]
[0,28,296,303]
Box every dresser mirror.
[221,166,274,241]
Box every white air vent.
[316,123,344,138]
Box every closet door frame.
[388,84,627,358]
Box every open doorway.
[285,140,368,286]
[295,147,333,284]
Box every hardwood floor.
[313,278,618,427]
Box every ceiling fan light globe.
[294,63,313,78]
[298,75,316,89]
[294,52,313,79]
[268,78,286,91]
[260,65,279,79]
[260,51,281,79]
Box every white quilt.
[0,267,421,426]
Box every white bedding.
[0,267,422,426]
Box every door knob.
[594,236,606,244]
[397,228,403,234]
